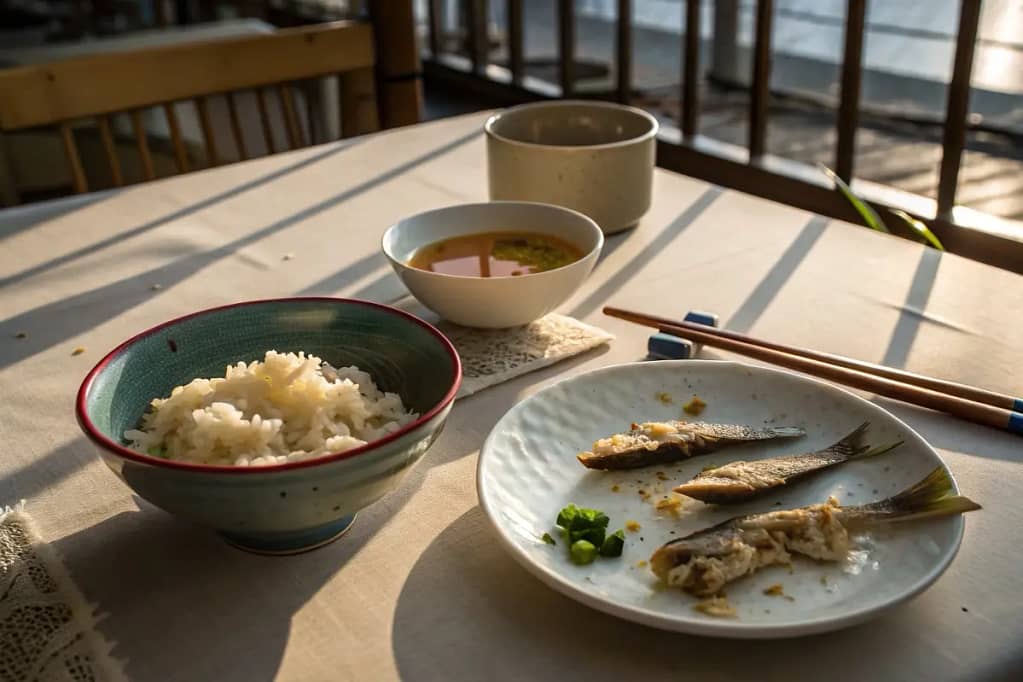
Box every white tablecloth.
[1,112,1021,681]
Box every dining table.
[1,111,1020,682]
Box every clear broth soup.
[408,231,584,277]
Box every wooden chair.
[0,21,382,204]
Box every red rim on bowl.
[75,297,462,474]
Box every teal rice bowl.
[76,297,461,554]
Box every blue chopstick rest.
[684,311,718,327]
[1014,398,1023,413]
[648,333,693,360]
[646,310,718,360]
[1009,412,1023,435]
[682,310,718,354]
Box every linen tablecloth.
[1,112,1021,681]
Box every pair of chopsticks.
[603,306,1023,435]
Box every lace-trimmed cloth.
[0,504,126,682]
[441,313,614,399]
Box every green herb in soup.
[408,231,583,277]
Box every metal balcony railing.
[417,0,1023,274]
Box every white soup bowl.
[382,202,603,328]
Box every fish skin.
[577,421,805,471]
[674,422,901,504]
[651,466,980,595]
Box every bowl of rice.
[76,297,461,554]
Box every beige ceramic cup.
[485,100,659,234]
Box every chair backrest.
[0,21,379,202]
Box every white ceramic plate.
[476,360,967,638]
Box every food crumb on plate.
[763,584,785,597]
[71,346,86,356]
[611,484,620,492]
[655,471,669,481]
[635,560,647,568]
[820,575,828,586]
[693,595,737,618]
[625,520,641,532]
[655,495,686,516]
[656,392,673,404]
[150,283,162,291]
[14,331,27,339]
[682,396,707,416]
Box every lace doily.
[441,313,614,399]
[0,504,126,682]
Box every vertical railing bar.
[508,0,525,84]
[163,102,190,173]
[682,0,701,137]
[616,0,632,103]
[58,122,88,194]
[195,95,219,167]
[427,0,442,57]
[748,0,774,161]
[96,114,123,186]
[304,82,319,145]
[937,0,982,219]
[278,84,305,149]
[558,0,576,97]
[131,110,156,180]
[226,91,248,160]
[255,88,278,155]
[835,0,866,183]
[467,0,488,74]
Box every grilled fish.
[650,467,980,596]
[577,421,805,471]
[674,422,902,504]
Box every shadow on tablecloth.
[391,506,1020,680]
[48,342,606,681]
[0,129,481,372]
[53,506,335,682]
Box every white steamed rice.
[124,350,417,466]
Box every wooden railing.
[417,0,1023,274]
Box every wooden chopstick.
[603,306,1023,435]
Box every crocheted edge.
[1,503,130,682]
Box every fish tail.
[830,422,872,459]
[854,439,904,460]
[849,467,981,524]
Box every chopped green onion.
[570,539,599,565]
[569,526,606,547]
[556,504,579,529]
[541,532,556,546]
[599,529,625,558]
[575,508,609,529]
[555,504,623,562]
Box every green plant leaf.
[819,164,889,233]
[890,209,945,251]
